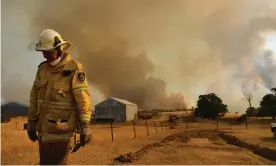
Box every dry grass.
[222,112,241,118]
[1,116,276,165]
[1,117,179,165]
[228,129,276,150]
[150,111,192,121]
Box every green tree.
[271,88,276,95]
[258,89,276,119]
[245,107,258,117]
[194,93,228,120]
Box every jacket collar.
[56,53,71,68]
[49,53,72,73]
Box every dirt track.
[113,130,276,165]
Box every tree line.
[194,88,276,120]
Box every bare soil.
[113,130,276,165]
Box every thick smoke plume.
[29,0,191,110]
[2,0,276,111]
[254,50,276,90]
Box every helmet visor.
[27,36,70,52]
[27,36,39,51]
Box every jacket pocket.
[43,108,74,134]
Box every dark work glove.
[79,124,92,147]
[27,120,38,142]
[27,130,38,142]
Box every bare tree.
[241,80,257,108]
[242,91,252,107]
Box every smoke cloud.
[254,50,276,90]
[2,0,276,111]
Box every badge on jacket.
[63,70,72,76]
[78,72,85,82]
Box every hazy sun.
[262,32,276,56]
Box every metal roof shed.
[95,97,138,122]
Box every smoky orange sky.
[2,0,276,111]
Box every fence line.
[13,118,271,132]
[8,117,272,143]
[87,118,254,142]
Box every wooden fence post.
[154,122,157,134]
[145,120,149,136]
[23,123,28,130]
[74,132,77,145]
[165,123,167,132]
[133,121,137,138]
[15,121,18,130]
[245,119,248,130]
[216,118,219,130]
[110,119,114,141]
[160,122,163,132]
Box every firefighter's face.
[42,50,58,62]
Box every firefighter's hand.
[79,124,92,147]
[27,120,38,142]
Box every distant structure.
[94,97,138,122]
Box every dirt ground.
[1,117,276,165]
[113,130,275,165]
[228,129,276,151]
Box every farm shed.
[95,97,138,122]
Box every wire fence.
[81,118,274,142]
[84,120,176,142]
[8,117,273,143]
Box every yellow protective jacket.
[28,53,92,143]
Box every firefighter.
[27,29,93,165]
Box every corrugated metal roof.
[109,97,137,106]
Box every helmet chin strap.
[49,46,63,66]
[57,46,63,58]
[49,56,62,66]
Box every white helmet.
[35,29,68,51]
